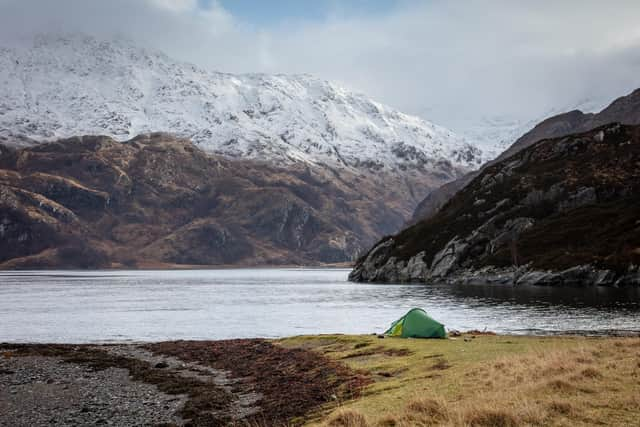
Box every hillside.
[409,88,640,224]
[350,123,640,286]
[0,134,422,269]
[0,34,494,268]
[0,34,482,204]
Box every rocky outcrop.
[0,133,430,269]
[350,124,640,286]
[409,88,640,225]
[439,264,640,287]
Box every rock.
[558,187,597,212]
[398,251,429,281]
[348,238,395,282]
[429,238,468,278]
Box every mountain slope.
[0,133,422,269]
[0,34,489,267]
[350,123,640,286]
[409,88,640,224]
[0,34,482,180]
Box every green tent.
[384,308,446,338]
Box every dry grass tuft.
[327,409,369,427]
[405,397,448,421]
[580,367,603,379]
[464,408,518,427]
[429,358,451,370]
[548,379,597,395]
[545,379,579,393]
[374,415,399,426]
[547,400,574,415]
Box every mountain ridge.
[409,88,640,225]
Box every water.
[0,269,639,343]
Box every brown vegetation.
[0,133,445,269]
[147,339,372,425]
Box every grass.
[278,334,640,426]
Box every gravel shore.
[0,353,186,426]
[0,341,368,426]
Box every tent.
[384,308,446,338]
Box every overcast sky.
[1,0,640,132]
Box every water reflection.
[443,282,640,309]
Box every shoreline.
[2,333,640,426]
[3,328,640,346]
[3,327,640,346]
[0,264,355,273]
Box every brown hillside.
[0,133,429,269]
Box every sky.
[1,0,639,135]
[216,0,397,27]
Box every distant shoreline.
[0,263,355,272]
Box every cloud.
[0,0,236,48]
[1,0,639,133]
[257,0,640,123]
[149,0,198,12]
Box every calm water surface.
[0,269,639,343]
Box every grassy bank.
[278,334,640,426]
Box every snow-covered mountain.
[0,34,483,176]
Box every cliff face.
[0,133,418,269]
[409,88,640,225]
[350,124,640,286]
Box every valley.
[1,3,640,427]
